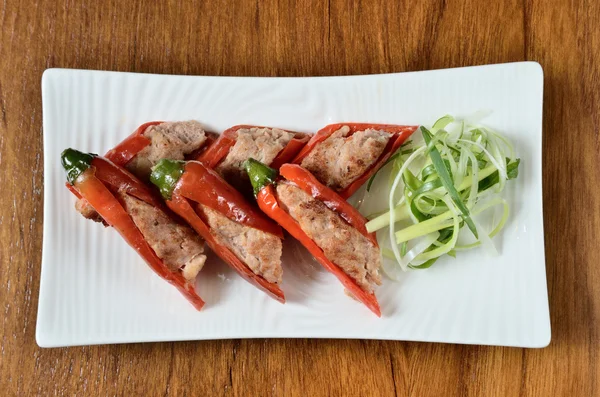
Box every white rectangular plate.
[38,62,549,348]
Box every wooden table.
[1,0,598,395]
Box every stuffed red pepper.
[61,149,207,310]
[292,123,417,198]
[149,159,286,303]
[106,120,218,179]
[76,120,217,222]
[244,159,382,316]
[197,125,310,194]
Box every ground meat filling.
[216,127,293,191]
[119,192,206,281]
[196,204,283,284]
[275,182,381,293]
[126,120,208,179]
[75,198,104,223]
[300,126,390,191]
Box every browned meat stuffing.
[127,121,208,179]
[216,127,293,191]
[275,181,381,292]
[196,204,283,284]
[75,198,104,223]
[119,192,206,281]
[300,126,390,191]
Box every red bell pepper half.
[61,148,205,310]
[196,124,310,169]
[149,159,285,303]
[105,121,218,168]
[244,159,381,316]
[292,123,418,199]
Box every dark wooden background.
[1,0,598,395]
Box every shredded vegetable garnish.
[363,115,520,273]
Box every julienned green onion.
[363,115,520,275]
[422,126,478,238]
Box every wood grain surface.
[0,0,598,395]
